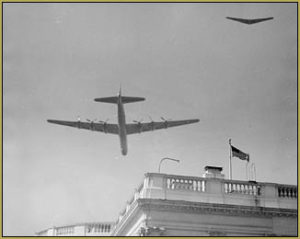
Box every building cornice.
[137,198,297,218]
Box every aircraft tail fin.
[94,96,145,104]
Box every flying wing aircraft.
[226,17,273,25]
[47,89,199,155]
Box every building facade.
[112,167,297,236]
[37,167,297,236]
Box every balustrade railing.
[114,173,297,230]
[86,223,112,234]
[277,185,297,198]
[166,176,206,192]
[56,226,75,235]
[223,181,261,195]
[92,224,112,233]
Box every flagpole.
[229,139,232,180]
[246,161,249,181]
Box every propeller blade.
[148,115,153,122]
[99,118,109,123]
[133,119,143,123]
[161,117,172,121]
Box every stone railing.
[223,181,261,195]
[277,185,297,198]
[223,180,298,199]
[165,175,206,192]
[56,226,75,235]
[84,223,113,234]
[113,172,297,234]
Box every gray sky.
[3,3,297,236]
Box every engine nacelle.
[163,121,168,129]
[103,123,107,133]
[89,122,95,131]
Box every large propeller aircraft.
[47,89,199,155]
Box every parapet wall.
[114,172,297,232]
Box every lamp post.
[158,157,180,173]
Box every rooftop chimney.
[203,166,225,179]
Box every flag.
[231,145,250,162]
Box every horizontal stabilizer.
[94,96,119,104]
[121,96,145,103]
[94,96,145,104]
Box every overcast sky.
[3,3,297,236]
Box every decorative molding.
[208,230,226,236]
[137,199,297,218]
[139,226,165,236]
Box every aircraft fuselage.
[47,89,199,156]
[117,94,128,155]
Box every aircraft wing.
[47,119,119,134]
[126,119,199,135]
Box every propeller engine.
[99,118,109,124]
[161,117,171,128]
[133,119,143,124]
[86,118,97,131]
[77,116,81,129]
[99,119,109,133]
[86,118,98,123]
[148,116,155,131]
[133,119,143,133]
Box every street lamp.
[158,157,180,173]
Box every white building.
[37,166,297,236]
[112,166,297,236]
[36,222,114,236]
